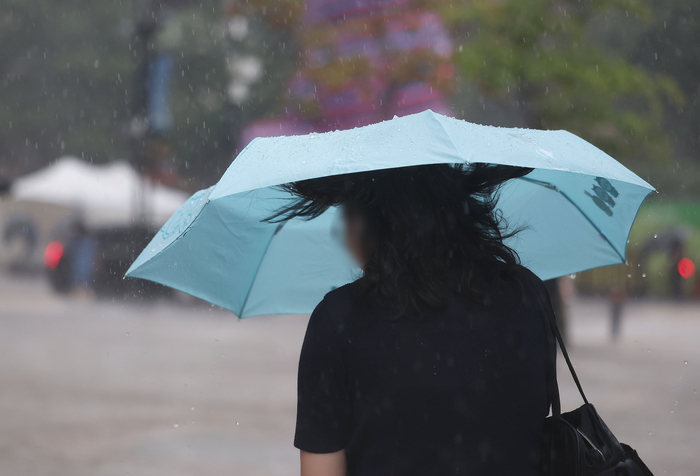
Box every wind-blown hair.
[265,163,534,318]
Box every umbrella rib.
[126,190,211,278]
[238,222,286,318]
[431,111,469,164]
[518,177,626,263]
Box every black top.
[294,267,549,475]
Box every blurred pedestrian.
[271,164,550,476]
[668,239,685,300]
[609,285,626,341]
[69,220,97,299]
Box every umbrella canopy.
[126,109,654,317]
[11,156,189,227]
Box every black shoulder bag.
[525,271,655,476]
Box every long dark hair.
[265,163,533,318]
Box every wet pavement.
[0,274,698,475]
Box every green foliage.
[439,0,683,166]
[0,0,134,172]
[152,6,230,183]
[1,0,694,192]
[631,0,700,163]
[0,0,291,186]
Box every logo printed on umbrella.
[161,189,209,240]
[584,177,620,217]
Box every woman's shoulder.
[506,264,554,316]
[322,281,358,308]
[511,264,547,291]
[307,282,359,334]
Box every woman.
[268,163,552,476]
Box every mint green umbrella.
[126,110,654,317]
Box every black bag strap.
[522,269,588,416]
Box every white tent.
[10,156,189,227]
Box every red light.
[44,241,64,269]
[678,257,696,279]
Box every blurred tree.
[146,5,230,186]
[1,0,692,191]
[0,0,133,174]
[631,0,700,159]
[231,0,458,146]
[629,0,700,193]
[439,0,684,168]
[579,0,700,195]
[218,2,299,150]
[133,1,296,186]
[0,0,291,187]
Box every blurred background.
[0,0,698,474]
